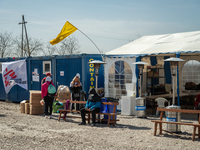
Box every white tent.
[106,30,200,56]
[104,31,200,99]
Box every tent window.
[182,60,200,90]
[108,60,132,99]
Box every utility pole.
[18,15,29,57]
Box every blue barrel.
[101,97,118,122]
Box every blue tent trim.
[176,53,181,106]
[150,56,159,85]
[164,56,172,84]
[105,51,200,58]
[135,57,141,97]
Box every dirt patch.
[0,101,199,150]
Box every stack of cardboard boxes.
[20,100,29,113]
[29,90,43,115]
[20,89,71,114]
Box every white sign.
[32,68,39,82]
[32,76,39,82]
[2,59,28,94]
[60,71,64,76]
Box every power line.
[1,13,135,38]
[0,14,135,42]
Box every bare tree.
[14,36,43,57]
[41,42,57,56]
[0,31,14,58]
[57,36,81,55]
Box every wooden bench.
[151,108,200,141]
[58,100,119,127]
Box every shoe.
[90,123,95,127]
[45,115,48,118]
[49,115,53,119]
[78,122,86,125]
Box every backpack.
[42,77,46,84]
[48,83,56,98]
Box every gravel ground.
[0,101,200,150]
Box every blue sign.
[135,106,146,111]
[166,117,177,122]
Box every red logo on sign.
[4,68,17,87]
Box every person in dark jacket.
[70,73,82,110]
[79,88,101,126]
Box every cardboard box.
[151,66,157,69]
[29,104,43,115]
[156,64,162,68]
[148,71,153,77]
[20,103,25,113]
[25,103,30,114]
[148,71,159,77]
[29,90,42,104]
[57,92,71,101]
[29,103,43,107]
[20,100,29,113]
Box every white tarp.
[106,31,200,56]
[104,57,136,98]
[2,59,28,94]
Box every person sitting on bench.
[79,88,101,126]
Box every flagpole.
[77,29,104,61]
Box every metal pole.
[23,15,29,57]
[19,15,27,57]
[78,29,104,61]
[140,74,142,97]
[20,17,23,57]
[139,68,142,97]
[172,67,175,105]
[95,75,98,92]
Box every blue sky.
[1,0,200,54]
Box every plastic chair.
[155,97,170,116]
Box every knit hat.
[46,76,52,82]
[76,73,80,79]
[46,72,52,76]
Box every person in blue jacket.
[79,88,101,126]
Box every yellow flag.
[50,21,77,45]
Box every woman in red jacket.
[41,76,56,119]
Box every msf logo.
[4,68,17,87]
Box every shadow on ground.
[0,114,5,117]
[157,131,200,141]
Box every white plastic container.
[121,96,136,116]
[125,83,136,96]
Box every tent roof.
[106,31,200,57]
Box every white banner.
[2,59,28,94]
